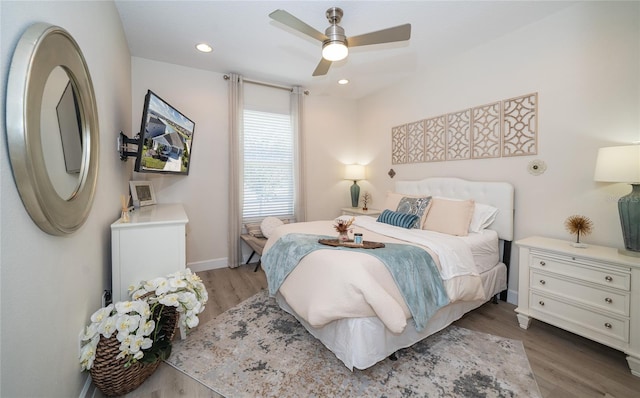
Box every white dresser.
[111,203,188,302]
[515,236,640,377]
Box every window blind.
[242,109,294,221]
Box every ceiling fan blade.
[269,9,327,42]
[347,24,411,47]
[312,58,332,76]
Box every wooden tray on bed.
[318,239,385,249]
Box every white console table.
[515,236,640,377]
[111,203,188,302]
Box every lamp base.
[350,181,360,208]
[618,248,640,258]
[618,184,640,253]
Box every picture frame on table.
[129,180,156,207]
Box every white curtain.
[291,86,307,222]
[228,73,243,268]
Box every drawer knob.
[538,300,545,306]
[605,276,613,282]
[605,297,613,304]
[539,280,546,285]
[539,261,546,266]
[604,322,612,329]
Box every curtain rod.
[223,74,309,95]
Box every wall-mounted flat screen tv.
[134,90,195,175]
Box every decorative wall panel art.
[391,92,538,165]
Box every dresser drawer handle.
[605,297,613,304]
[539,280,546,285]
[538,300,545,306]
[539,261,546,266]
[604,322,612,329]
[605,276,613,282]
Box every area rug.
[165,290,541,397]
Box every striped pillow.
[376,209,420,229]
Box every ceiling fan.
[269,7,411,76]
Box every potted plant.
[79,268,208,396]
[361,192,372,211]
[334,217,355,242]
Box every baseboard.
[188,258,228,272]
[188,252,258,272]
[506,289,518,305]
[79,374,98,398]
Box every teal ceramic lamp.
[344,164,366,208]
[594,144,640,257]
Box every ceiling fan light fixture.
[322,41,348,61]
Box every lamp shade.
[594,145,640,183]
[344,164,366,181]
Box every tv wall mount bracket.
[118,131,139,161]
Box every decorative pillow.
[260,217,284,238]
[469,203,499,233]
[396,196,432,229]
[245,222,265,238]
[377,209,420,229]
[423,198,475,236]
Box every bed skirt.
[275,262,507,370]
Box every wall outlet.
[102,290,112,307]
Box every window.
[242,109,294,221]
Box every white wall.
[131,58,360,269]
[357,2,640,302]
[0,1,132,396]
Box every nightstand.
[515,236,640,377]
[341,207,382,217]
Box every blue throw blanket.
[262,233,450,331]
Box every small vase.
[338,231,349,242]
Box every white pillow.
[469,203,499,233]
[260,217,284,238]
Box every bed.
[261,177,514,370]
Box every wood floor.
[112,264,640,398]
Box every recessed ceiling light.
[338,79,349,85]
[195,43,213,53]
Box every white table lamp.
[344,164,366,208]
[594,144,640,256]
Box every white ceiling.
[114,1,575,100]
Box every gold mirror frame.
[6,23,99,235]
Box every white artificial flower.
[158,293,180,307]
[129,335,145,354]
[80,322,99,342]
[185,315,199,328]
[137,319,155,337]
[99,316,117,338]
[115,301,137,315]
[145,277,170,295]
[90,304,114,323]
[118,334,133,353]
[79,340,97,371]
[130,288,148,300]
[168,277,187,291]
[116,314,141,334]
[141,337,153,350]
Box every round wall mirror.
[6,23,99,235]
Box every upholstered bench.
[240,234,267,272]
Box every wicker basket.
[90,305,178,397]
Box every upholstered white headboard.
[395,177,515,241]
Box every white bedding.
[263,217,492,334]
